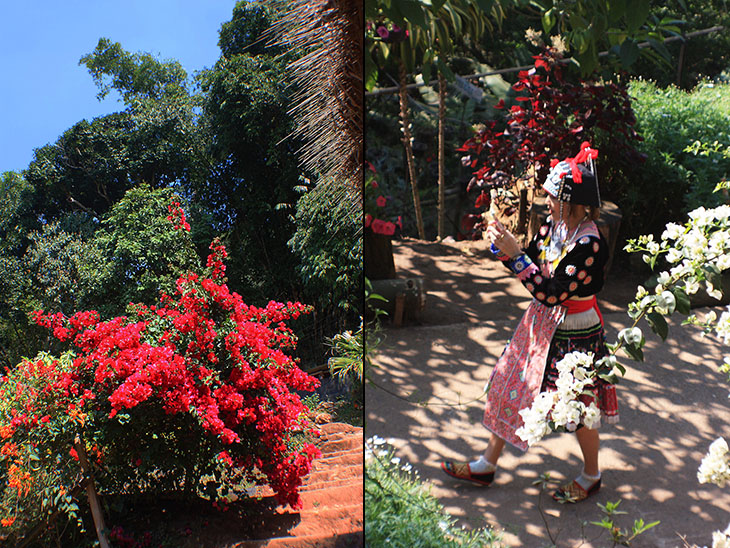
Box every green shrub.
[622,80,730,238]
[365,438,502,547]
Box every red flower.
[475,191,490,209]
[376,196,387,208]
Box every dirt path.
[366,237,730,548]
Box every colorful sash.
[482,299,565,451]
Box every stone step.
[311,449,363,467]
[299,481,363,509]
[319,435,363,455]
[303,463,363,487]
[235,423,364,547]
[291,503,363,537]
[234,530,363,548]
[317,423,362,436]
[234,504,363,546]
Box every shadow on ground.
[366,237,730,548]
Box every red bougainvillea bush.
[0,213,321,543]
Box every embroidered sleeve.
[508,235,606,307]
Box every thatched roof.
[267,0,363,199]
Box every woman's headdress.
[542,142,601,208]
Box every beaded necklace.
[544,216,588,274]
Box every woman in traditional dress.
[441,142,619,502]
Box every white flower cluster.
[516,351,601,447]
[365,436,414,474]
[698,437,730,487]
[715,309,730,346]
[712,523,730,548]
[654,205,730,298]
[365,435,388,461]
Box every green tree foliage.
[79,37,189,101]
[197,2,304,303]
[0,3,359,374]
[0,172,42,365]
[633,0,730,89]
[218,2,279,58]
[288,181,363,321]
[22,215,102,316]
[90,185,199,315]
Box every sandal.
[552,478,601,503]
[440,461,495,486]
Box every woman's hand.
[487,221,522,258]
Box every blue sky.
[0,1,237,174]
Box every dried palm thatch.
[267,0,363,203]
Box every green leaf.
[365,52,379,92]
[591,518,615,530]
[542,8,556,34]
[475,0,494,12]
[575,46,597,76]
[647,311,669,341]
[443,3,462,38]
[619,39,640,68]
[569,12,589,30]
[626,0,650,33]
[592,14,608,37]
[377,40,391,61]
[672,287,691,315]
[435,57,455,81]
[623,342,644,362]
[431,0,448,12]
[599,373,620,384]
[394,0,428,30]
[608,29,627,47]
[421,65,432,87]
[647,38,671,62]
[435,18,454,55]
[607,0,627,23]
[634,519,661,534]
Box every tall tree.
[197,2,305,303]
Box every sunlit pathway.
[366,238,730,548]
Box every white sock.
[469,456,496,474]
[575,469,601,490]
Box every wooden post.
[393,294,405,327]
[74,437,110,548]
[437,73,446,241]
[676,39,686,87]
[517,187,529,234]
[399,61,426,240]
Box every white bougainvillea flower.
[711,522,730,548]
[716,310,730,346]
[516,351,603,447]
[698,437,730,487]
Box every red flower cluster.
[166,200,190,232]
[26,241,320,509]
[206,238,228,280]
[364,165,402,237]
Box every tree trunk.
[437,73,446,241]
[398,61,426,240]
[74,437,111,548]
